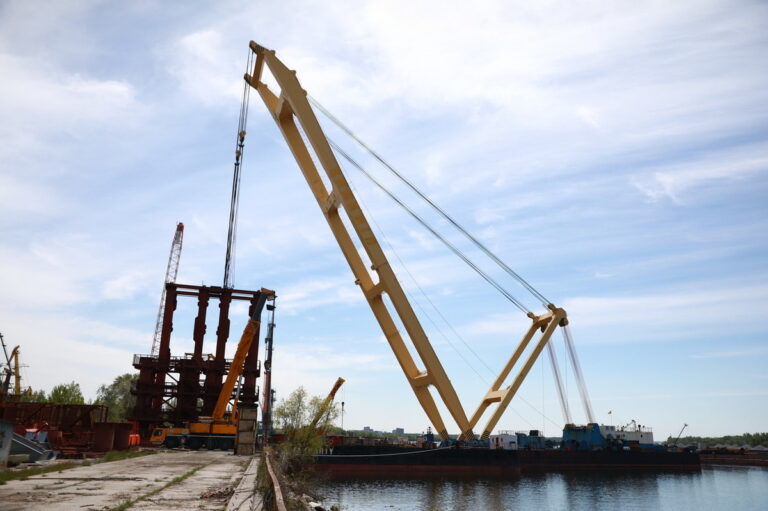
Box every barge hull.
[314,445,700,477]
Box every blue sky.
[0,0,766,439]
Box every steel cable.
[329,139,531,315]
[224,48,254,288]
[309,96,552,309]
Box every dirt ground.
[0,450,253,511]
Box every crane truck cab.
[150,426,189,448]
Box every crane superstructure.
[1,333,23,396]
[240,42,595,441]
[150,223,184,356]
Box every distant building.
[392,428,405,435]
[363,426,373,433]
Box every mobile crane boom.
[244,42,570,440]
[209,288,274,422]
[309,377,345,431]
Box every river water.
[316,466,768,511]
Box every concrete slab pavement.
[0,450,255,511]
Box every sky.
[0,0,766,440]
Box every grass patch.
[100,450,154,463]
[0,449,154,485]
[107,465,204,511]
[0,462,79,484]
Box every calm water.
[317,466,768,511]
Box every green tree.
[272,386,340,475]
[48,381,85,404]
[274,387,309,432]
[95,373,138,422]
[273,386,340,434]
[18,388,47,402]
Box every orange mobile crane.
[150,289,275,449]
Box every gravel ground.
[0,450,252,511]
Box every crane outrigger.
[242,41,586,441]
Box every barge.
[313,423,701,478]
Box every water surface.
[317,466,768,510]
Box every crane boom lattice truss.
[245,42,579,441]
[151,223,184,357]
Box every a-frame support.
[466,307,567,439]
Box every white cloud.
[563,283,768,342]
[0,52,141,132]
[166,29,243,106]
[102,270,154,300]
[0,174,61,217]
[0,311,150,398]
[691,347,768,359]
[463,281,768,344]
[631,145,768,203]
[575,106,602,129]
[277,275,363,315]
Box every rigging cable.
[329,139,531,315]
[223,48,254,289]
[346,165,492,385]
[324,137,564,430]
[297,116,558,427]
[286,94,571,429]
[310,96,552,309]
[343,157,543,430]
[562,325,595,423]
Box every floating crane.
[150,223,184,357]
[241,42,594,441]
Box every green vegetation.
[272,386,339,474]
[337,428,422,440]
[0,462,79,485]
[18,388,47,402]
[94,373,138,422]
[266,386,341,509]
[668,432,768,447]
[0,450,154,485]
[101,449,154,463]
[17,381,85,404]
[48,381,86,404]
[107,465,203,511]
[15,373,138,413]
